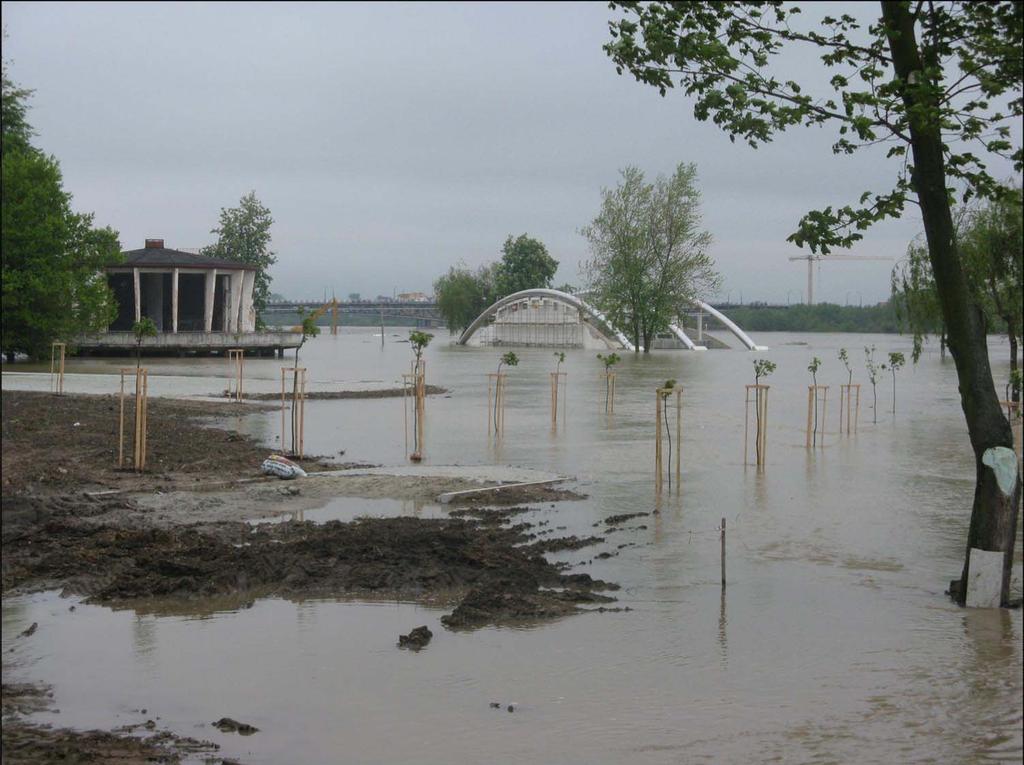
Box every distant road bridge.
[261,300,444,328]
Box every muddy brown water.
[3,329,1022,763]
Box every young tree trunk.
[883,2,1021,607]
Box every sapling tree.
[752,358,776,467]
[553,351,565,375]
[131,318,157,370]
[838,348,853,386]
[865,346,881,424]
[807,356,822,446]
[885,351,906,415]
[290,308,320,455]
[408,331,433,456]
[493,351,519,433]
[597,351,621,412]
[660,378,677,490]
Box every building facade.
[106,239,257,334]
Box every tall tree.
[433,263,497,334]
[891,235,947,361]
[961,190,1023,402]
[605,1,1021,605]
[582,163,719,352]
[1,56,121,361]
[203,191,277,327]
[1,55,33,155]
[495,234,559,296]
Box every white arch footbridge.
[456,289,766,351]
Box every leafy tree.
[961,191,1023,402]
[752,358,776,465]
[433,263,499,335]
[1,49,33,155]
[884,351,906,414]
[891,235,947,361]
[408,331,433,457]
[493,351,519,434]
[838,348,853,386]
[1,62,121,361]
[203,191,277,328]
[583,163,720,352]
[132,318,157,369]
[496,234,558,296]
[807,356,822,445]
[865,345,881,424]
[597,351,621,411]
[605,1,1022,606]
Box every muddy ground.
[241,384,448,401]
[1,390,335,496]
[2,390,615,760]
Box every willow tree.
[582,163,720,352]
[605,1,1021,605]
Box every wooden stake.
[280,366,307,457]
[550,371,567,427]
[118,368,127,468]
[806,385,829,448]
[744,384,770,467]
[50,342,67,395]
[227,348,244,401]
[487,373,507,435]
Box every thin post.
[380,306,384,349]
[118,369,126,468]
[140,370,149,471]
[806,386,814,449]
[721,518,726,586]
[820,386,829,448]
[280,367,286,452]
[760,387,769,465]
[744,386,750,464]
[654,390,663,492]
[610,373,615,414]
[50,342,66,395]
[487,375,493,434]
[853,384,860,433]
[675,387,681,487]
[403,372,410,455]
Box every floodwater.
[3,329,1022,764]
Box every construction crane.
[292,296,340,335]
[788,253,893,305]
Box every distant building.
[348,292,361,302]
[105,239,257,333]
[396,291,431,302]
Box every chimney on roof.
[145,238,164,249]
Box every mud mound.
[3,504,616,628]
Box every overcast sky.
[3,2,1018,304]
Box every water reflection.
[2,330,1021,764]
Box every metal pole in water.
[721,518,726,587]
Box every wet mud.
[3,496,615,627]
[1,391,331,496]
[241,385,448,401]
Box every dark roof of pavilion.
[116,247,256,271]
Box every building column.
[204,269,217,332]
[231,270,245,333]
[172,268,179,333]
[241,271,256,331]
[133,268,141,323]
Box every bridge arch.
[457,289,635,350]
[457,289,765,351]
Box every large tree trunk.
[883,2,1021,607]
